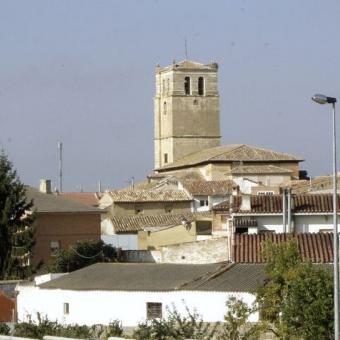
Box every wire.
[70,247,103,259]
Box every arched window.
[162,79,165,94]
[198,77,204,95]
[184,76,191,95]
[163,101,167,114]
[167,78,170,93]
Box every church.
[152,60,304,189]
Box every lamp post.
[311,93,338,339]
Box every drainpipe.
[287,188,292,233]
[229,195,234,262]
[282,188,287,233]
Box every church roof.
[156,144,304,171]
[225,165,293,175]
[157,60,218,73]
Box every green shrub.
[0,323,10,335]
[133,305,219,340]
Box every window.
[63,303,69,315]
[184,76,191,95]
[198,77,204,95]
[196,221,212,235]
[163,101,167,115]
[167,78,170,93]
[162,79,165,93]
[147,302,162,319]
[50,241,60,256]
[164,153,168,164]
[199,200,209,207]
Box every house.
[99,189,192,216]
[150,176,238,211]
[101,211,212,250]
[16,262,264,326]
[212,193,340,237]
[26,185,102,265]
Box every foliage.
[133,305,219,340]
[47,239,118,273]
[0,323,10,335]
[219,296,264,340]
[13,314,123,339]
[105,319,124,337]
[257,239,334,339]
[0,151,35,279]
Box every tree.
[257,239,334,339]
[0,151,35,279]
[47,239,118,273]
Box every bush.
[0,323,10,335]
[13,314,124,339]
[133,305,219,340]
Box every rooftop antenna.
[58,142,63,193]
[184,38,188,61]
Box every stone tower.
[154,60,221,169]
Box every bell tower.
[154,60,221,169]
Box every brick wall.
[33,213,101,265]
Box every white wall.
[294,215,340,233]
[17,286,257,326]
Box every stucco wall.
[17,286,257,326]
[161,237,228,264]
[138,224,198,250]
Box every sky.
[1,0,340,191]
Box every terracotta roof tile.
[109,190,191,203]
[226,165,293,175]
[58,192,102,207]
[182,180,237,196]
[157,144,303,171]
[233,233,334,263]
[112,212,211,233]
[213,194,340,214]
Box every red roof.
[58,192,102,207]
[214,194,340,214]
[233,233,333,263]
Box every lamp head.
[312,94,337,104]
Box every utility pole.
[58,142,63,193]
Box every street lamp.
[311,93,338,339]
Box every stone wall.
[161,237,228,264]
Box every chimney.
[39,179,52,194]
[240,195,251,211]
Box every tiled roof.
[157,60,218,73]
[25,187,102,214]
[108,190,191,203]
[38,262,265,292]
[226,165,293,175]
[157,144,303,171]
[112,212,212,233]
[182,180,237,196]
[213,194,340,214]
[233,233,334,263]
[286,175,340,194]
[58,192,102,207]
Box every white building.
[16,262,263,326]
